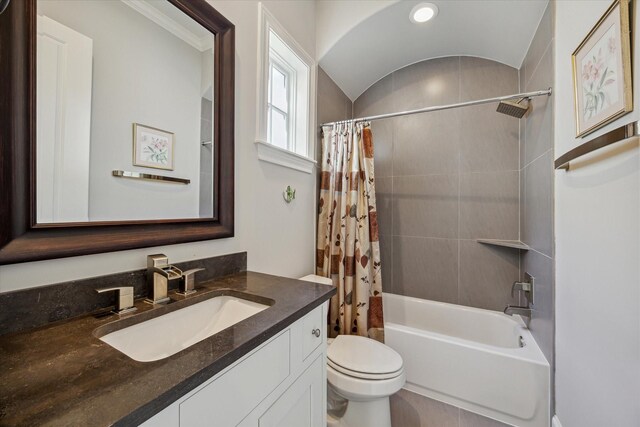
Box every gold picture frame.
[132,123,175,171]
[572,0,633,138]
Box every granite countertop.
[0,272,335,427]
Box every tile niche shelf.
[476,239,531,250]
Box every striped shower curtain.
[316,122,384,342]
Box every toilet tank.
[299,274,333,286]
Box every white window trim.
[255,3,317,174]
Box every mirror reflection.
[36,0,215,223]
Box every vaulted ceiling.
[318,0,549,100]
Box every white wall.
[0,0,318,292]
[39,1,203,221]
[554,2,640,426]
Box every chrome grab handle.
[96,286,137,314]
[312,328,321,338]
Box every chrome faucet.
[504,305,532,318]
[504,272,535,325]
[146,254,182,304]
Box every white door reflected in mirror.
[35,0,215,223]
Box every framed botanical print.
[133,123,175,170]
[572,0,633,137]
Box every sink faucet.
[146,254,182,304]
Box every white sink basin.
[99,296,269,362]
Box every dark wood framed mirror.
[0,0,235,264]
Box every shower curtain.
[316,122,384,342]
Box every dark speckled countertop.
[0,272,335,427]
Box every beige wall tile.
[393,174,459,239]
[460,104,519,173]
[393,111,461,176]
[521,2,553,89]
[375,177,393,237]
[354,73,393,117]
[458,240,520,311]
[391,57,460,111]
[459,56,518,101]
[379,234,393,294]
[460,171,520,240]
[371,119,394,178]
[393,236,458,303]
[522,249,554,364]
[522,150,554,257]
[523,44,554,166]
[318,67,352,125]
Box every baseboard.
[552,415,562,427]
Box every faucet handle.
[511,272,535,303]
[96,286,137,314]
[511,281,532,297]
[178,268,204,295]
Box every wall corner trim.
[552,415,562,427]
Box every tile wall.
[354,56,521,312]
[519,1,556,408]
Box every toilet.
[299,275,406,427]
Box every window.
[267,51,293,150]
[256,5,316,173]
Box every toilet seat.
[327,363,406,401]
[327,335,404,380]
[327,358,403,380]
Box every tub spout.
[504,305,531,323]
[504,305,531,317]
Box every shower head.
[496,97,530,118]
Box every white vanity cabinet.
[141,302,328,427]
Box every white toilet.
[299,275,406,427]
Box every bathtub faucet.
[504,305,531,325]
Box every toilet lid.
[327,335,403,379]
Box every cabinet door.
[302,306,324,361]
[180,331,290,427]
[258,355,324,427]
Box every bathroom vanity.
[0,271,335,426]
[142,297,328,427]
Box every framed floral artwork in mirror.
[133,123,175,170]
[572,0,633,137]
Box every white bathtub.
[383,293,549,427]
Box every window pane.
[270,65,288,112]
[267,67,272,104]
[270,109,288,149]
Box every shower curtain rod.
[320,88,552,127]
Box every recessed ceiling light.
[410,3,439,24]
